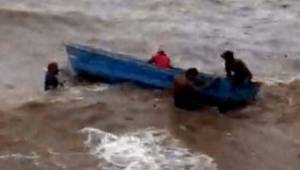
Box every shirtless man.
[173,68,200,110]
[221,50,253,85]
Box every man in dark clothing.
[44,62,60,91]
[173,68,200,110]
[221,51,253,85]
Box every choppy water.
[1,0,300,170]
[82,127,217,170]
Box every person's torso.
[152,54,170,68]
[230,59,252,78]
[173,76,195,99]
[45,72,58,85]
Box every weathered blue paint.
[66,44,260,107]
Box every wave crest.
[81,127,218,170]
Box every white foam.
[85,84,110,92]
[81,127,217,170]
[0,152,41,166]
[0,153,39,160]
[257,75,300,86]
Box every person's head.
[157,49,166,55]
[221,50,234,62]
[47,62,59,75]
[185,68,198,81]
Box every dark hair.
[47,62,59,74]
[185,68,198,80]
[221,50,234,61]
[158,50,165,55]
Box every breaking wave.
[81,127,217,170]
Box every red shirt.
[150,54,171,69]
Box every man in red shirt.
[148,50,171,69]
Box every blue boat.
[66,44,261,111]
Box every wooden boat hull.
[66,44,261,109]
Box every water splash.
[81,127,217,170]
[0,152,39,160]
[0,152,41,166]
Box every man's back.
[149,54,171,69]
[45,72,58,90]
[225,59,252,82]
[174,75,193,96]
[233,59,252,80]
[173,74,199,110]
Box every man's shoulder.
[234,58,246,66]
[175,74,186,83]
[151,54,158,59]
[46,72,57,80]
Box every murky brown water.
[0,0,300,169]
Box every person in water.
[221,50,253,85]
[173,68,200,110]
[44,62,61,91]
[148,49,171,69]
